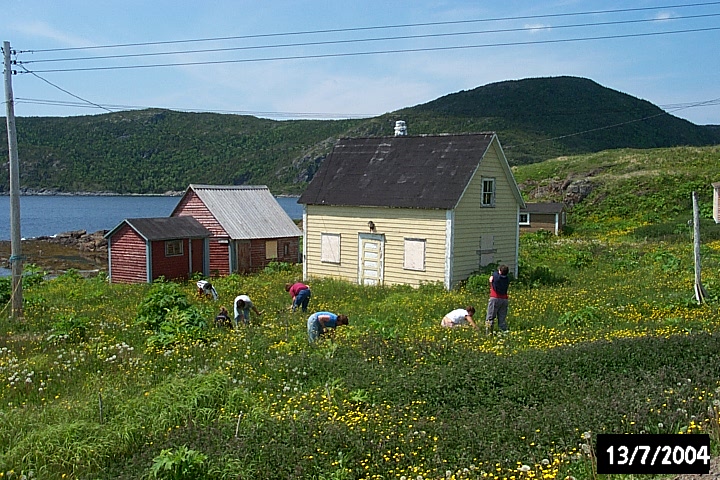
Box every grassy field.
[1,147,719,479]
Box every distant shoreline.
[0,191,184,197]
[0,191,301,197]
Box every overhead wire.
[18,12,720,65]
[18,0,720,54]
[17,26,720,73]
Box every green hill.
[1,76,718,195]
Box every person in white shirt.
[440,306,478,329]
[233,294,263,327]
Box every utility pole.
[692,191,707,305]
[3,41,23,320]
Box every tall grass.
[1,231,718,479]
[3,143,720,479]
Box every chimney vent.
[394,120,407,136]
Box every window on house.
[321,233,341,264]
[165,239,183,257]
[266,240,278,259]
[519,213,530,225]
[283,243,290,256]
[404,238,426,271]
[482,178,496,207]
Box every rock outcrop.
[36,230,109,256]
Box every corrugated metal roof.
[298,133,498,209]
[106,216,210,241]
[521,202,566,214]
[187,185,301,240]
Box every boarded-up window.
[266,240,278,259]
[482,178,496,207]
[165,239,183,257]
[321,233,341,264]
[479,235,495,267]
[404,238,426,271]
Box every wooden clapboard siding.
[174,191,231,275]
[452,143,519,284]
[520,213,559,234]
[304,205,447,287]
[151,240,191,281]
[108,224,147,283]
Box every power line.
[505,96,720,149]
[13,97,373,119]
[17,65,115,113]
[19,12,720,66]
[19,1,720,54]
[19,26,720,73]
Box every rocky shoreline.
[0,230,108,274]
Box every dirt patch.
[0,239,107,275]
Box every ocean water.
[0,195,303,276]
[0,195,302,240]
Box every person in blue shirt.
[307,311,349,343]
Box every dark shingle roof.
[520,202,566,214]
[298,133,496,209]
[106,216,210,241]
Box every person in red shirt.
[285,282,312,312]
[485,265,510,334]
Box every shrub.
[48,314,90,342]
[263,261,293,274]
[149,445,208,480]
[517,264,567,288]
[136,280,194,330]
[136,279,208,347]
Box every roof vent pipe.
[394,120,407,136]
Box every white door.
[358,234,384,286]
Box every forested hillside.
[1,76,718,194]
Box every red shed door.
[236,241,252,273]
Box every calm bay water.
[0,195,303,241]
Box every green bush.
[149,445,208,480]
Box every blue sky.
[4,0,720,124]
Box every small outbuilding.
[105,216,210,284]
[519,202,567,235]
[298,131,525,290]
[171,184,301,275]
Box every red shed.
[105,216,211,284]
[171,185,301,275]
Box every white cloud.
[12,21,93,48]
[524,23,552,33]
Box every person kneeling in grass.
[307,311,349,343]
[440,306,478,330]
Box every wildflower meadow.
[2,145,720,479]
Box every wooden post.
[3,41,23,320]
[692,191,707,304]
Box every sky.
[3,0,720,125]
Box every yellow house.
[298,132,525,290]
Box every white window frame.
[481,178,496,207]
[403,238,426,271]
[265,240,278,259]
[321,233,341,264]
[519,213,530,226]
[165,239,183,257]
